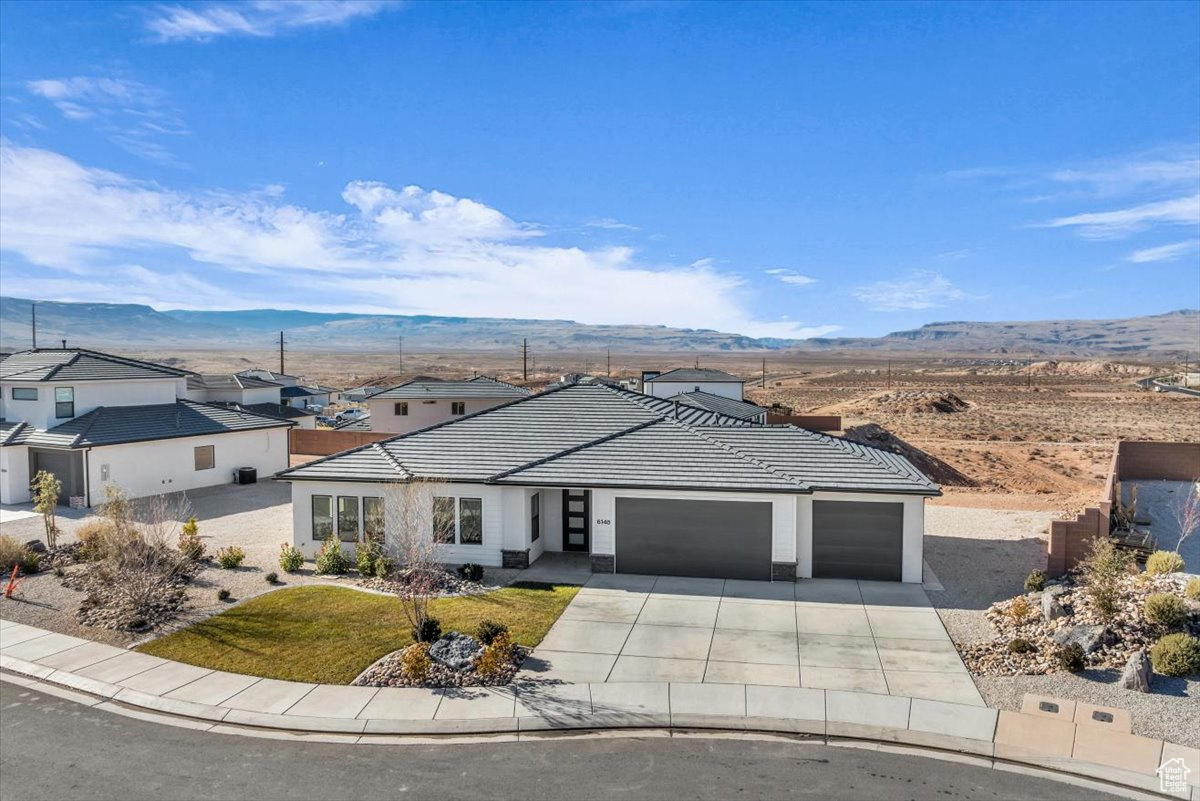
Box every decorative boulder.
[1051,624,1108,654]
[428,632,483,672]
[1042,591,1066,620]
[24,539,48,554]
[1120,650,1152,693]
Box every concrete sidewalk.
[1,619,1196,799]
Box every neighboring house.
[338,385,383,404]
[280,384,336,410]
[210,402,318,430]
[668,390,767,424]
[237,368,300,388]
[185,374,283,405]
[0,349,294,506]
[642,367,746,400]
[364,376,531,435]
[279,382,938,583]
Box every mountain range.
[0,297,1195,357]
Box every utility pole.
[607,348,611,377]
[31,301,37,349]
[279,331,285,375]
[887,359,892,390]
[398,335,403,376]
[522,338,528,382]
[762,358,766,388]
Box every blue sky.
[1,1,1197,339]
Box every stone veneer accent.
[501,549,530,569]
[590,554,615,573]
[771,562,797,581]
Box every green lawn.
[137,582,580,684]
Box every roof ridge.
[779,425,908,477]
[668,417,809,489]
[488,418,662,481]
[594,382,749,426]
[370,441,412,480]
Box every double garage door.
[613,497,906,582]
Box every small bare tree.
[383,479,449,640]
[31,470,61,550]
[1170,480,1200,555]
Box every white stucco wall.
[796,491,926,584]
[0,445,31,505]
[187,386,283,405]
[365,396,517,435]
[1,377,183,430]
[89,427,289,504]
[644,380,744,400]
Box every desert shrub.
[412,616,442,643]
[1187,577,1200,601]
[265,572,279,584]
[215,546,246,569]
[217,588,231,601]
[0,534,25,571]
[31,470,62,550]
[177,517,204,561]
[401,642,432,682]
[1078,537,1132,621]
[314,537,349,575]
[278,543,304,573]
[1145,593,1189,630]
[458,563,483,582]
[355,541,384,576]
[373,556,392,579]
[75,520,119,561]
[1054,642,1086,672]
[19,549,40,574]
[474,632,514,680]
[1008,638,1034,654]
[1008,596,1033,621]
[1146,551,1186,576]
[476,619,509,646]
[53,565,66,578]
[1149,633,1200,677]
[1023,570,1046,592]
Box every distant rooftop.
[644,367,744,384]
[0,349,189,382]
[668,390,765,421]
[369,375,531,400]
[187,373,282,391]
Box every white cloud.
[1126,240,1200,264]
[1048,149,1200,196]
[146,0,398,42]
[585,217,638,231]
[853,271,967,311]
[764,269,817,286]
[25,76,186,164]
[1040,195,1200,239]
[0,142,831,340]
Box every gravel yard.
[924,503,1199,748]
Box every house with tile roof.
[363,375,532,434]
[278,381,939,583]
[1,349,295,506]
[642,367,746,400]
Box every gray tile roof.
[210,402,316,421]
[1,349,189,382]
[333,415,372,431]
[14,400,293,449]
[0,420,28,446]
[280,385,335,398]
[279,383,938,495]
[645,367,744,383]
[369,376,531,400]
[187,374,282,391]
[669,390,766,421]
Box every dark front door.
[562,489,590,552]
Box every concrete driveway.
[521,575,984,707]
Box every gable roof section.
[669,390,765,421]
[645,367,744,384]
[333,414,372,430]
[188,374,282,391]
[279,382,937,495]
[369,377,532,400]
[281,385,337,398]
[210,402,316,421]
[1,349,189,382]
[0,420,28,446]
[16,400,293,449]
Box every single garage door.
[615,497,772,580]
[812,500,903,581]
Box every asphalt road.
[0,682,1122,801]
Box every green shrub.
[1008,638,1034,654]
[1146,551,1186,575]
[476,619,509,646]
[278,543,304,573]
[265,572,279,584]
[314,537,349,575]
[215,545,246,569]
[1023,570,1046,592]
[458,563,483,582]
[217,588,231,601]
[19,548,40,574]
[177,517,204,560]
[474,632,514,680]
[1149,633,1200,677]
[412,616,442,643]
[1187,577,1200,601]
[401,643,432,682]
[355,541,384,576]
[373,556,392,579]
[1078,537,1132,621]
[1055,642,1086,672]
[1145,593,1189,630]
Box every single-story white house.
[278,382,939,583]
[642,367,746,400]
